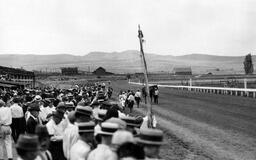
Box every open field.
[111,80,256,160]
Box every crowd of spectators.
[0,82,164,160]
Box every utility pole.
[138,25,153,128]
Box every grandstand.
[0,65,35,89]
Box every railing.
[129,81,256,98]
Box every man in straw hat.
[16,134,40,160]
[87,122,119,160]
[0,99,13,160]
[106,118,127,130]
[136,128,165,160]
[121,116,143,135]
[62,105,93,159]
[75,106,93,123]
[70,122,95,160]
[46,110,66,160]
[65,102,75,114]
[93,109,107,145]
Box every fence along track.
[129,81,256,98]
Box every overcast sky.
[0,0,255,56]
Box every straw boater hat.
[106,117,127,129]
[78,121,95,133]
[95,109,107,121]
[112,130,134,145]
[75,106,92,117]
[98,122,119,136]
[100,101,112,110]
[16,134,40,151]
[121,116,143,128]
[65,102,75,108]
[136,128,164,145]
[57,102,66,109]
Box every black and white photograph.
[0,0,256,159]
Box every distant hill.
[0,51,253,74]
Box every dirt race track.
[111,80,256,160]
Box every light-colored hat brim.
[78,129,94,133]
[97,130,115,136]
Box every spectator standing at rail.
[135,89,142,108]
[127,92,135,113]
[154,88,159,104]
[149,87,155,103]
[10,97,26,142]
[142,86,147,104]
[0,99,13,160]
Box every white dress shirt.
[128,95,135,102]
[70,139,91,160]
[87,144,117,160]
[46,106,56,114]
[0,107,12,125]
[46,119,64,140]
[135,91,141,98]
[10,103,24,118]
[39,106,48,122]
[63,123,79,160]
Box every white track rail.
[129,81,256,98]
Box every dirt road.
[111,80,256,160]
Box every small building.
[61,67,78,75]
[93,67,113,76]
[173,67,192,75]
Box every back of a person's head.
[13,97,20,103]
[67,111,76,124]
[117,142,145,160]
[104,107,118,121]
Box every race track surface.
[112,80,256,160]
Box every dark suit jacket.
[26,116,39,134]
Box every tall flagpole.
[138,25,153,128]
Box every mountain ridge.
[0,50,252,74]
